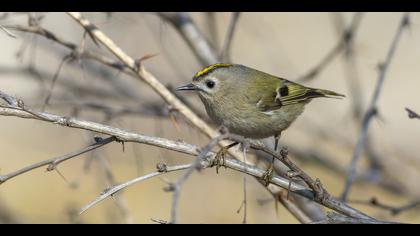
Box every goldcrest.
[176,64,344,139]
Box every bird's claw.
[214,146,228,174]
[261,162,274,186]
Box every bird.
[176,63,344,180]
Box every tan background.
[0,12,419,223]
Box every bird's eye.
[206,80,215,89]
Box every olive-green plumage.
[176,64,344,139]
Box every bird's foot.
[214,147,227,174]
[213,142,239,174]
[261,161,274,186]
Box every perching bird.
[176,64,344,144]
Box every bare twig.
[0,136,115,184]
[220,12,241,62]
[66,12,219,141]
[5,25,132,74]
[349,197,420,216]
[80,163,192,214]
[42,54,72,110]
[311,212,400,224]
[405,107,420,120]
[0,25,17,38]
[341,13,411,201]
[297,12,364,82]
[158,12,219,65]
[276,190,312,224]
[170,132,228,224]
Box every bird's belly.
[203,97,305,139]
[220,111,292,139]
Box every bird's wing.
[255,78,315,112]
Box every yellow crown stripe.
[194,63,232,78]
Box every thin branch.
[42,54,72,111]
[80,163,192,214]
[220,12,240,62]
[311,212,400,224]
[297,12,364,82]
[158,12,219,65]
[276,190,312,224]
[349,197,420,216]
[0,25,17,38]
[5,25,133,74]
[405,107,420,120]
[0,136,116,184]
[66,12,220,141]
[341,13,411,201]
[170,133,228,224]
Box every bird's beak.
[175,83,197,91]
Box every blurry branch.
[91,148,134,224]
[311,212,400,224]
[44,101,171,119]
[333,13,382,177]
[158,12,219,65]
[275,190,312,224]
[349,197,420,216]
[42,54,72,110]
[297,12,364,82]
[157,11,324,221]
[341,13,411,201]
[66,12,219,140]
[0,24,17,38]
[1,12,387,223]
[169,132,228,224]
[220,12,240,62]
[0,91,377,222]
[159,12,353,221]
[80,164,192,215]
[205,13,219,51]
[0,200,20,223]
[405,107,420,120]
[0,133,116,184]
[4,25,134,75]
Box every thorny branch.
[0,91,377,222]
[341,13,411,201]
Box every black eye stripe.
[280,86,289,97]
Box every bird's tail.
[311,88,346,99]
[280,82,345,106]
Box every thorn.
[135,53,159,72]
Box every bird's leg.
[261,134,281,186]
[214,142,239,174]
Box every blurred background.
[0,12,420,223]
